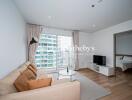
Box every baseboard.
[78,68,89,71]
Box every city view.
[35,33,72,69]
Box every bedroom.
[115,31,132,72]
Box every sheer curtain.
[27,24,43,63]
[72,30,80,70]
[57,36,73,70]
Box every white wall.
[0,0,27,79]
[79,32,93,68]
[43,27,72,36]
[92,20,132,67]
[116,32,132,55]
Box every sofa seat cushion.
[27,78,52,90]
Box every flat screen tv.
[93,55,106,66]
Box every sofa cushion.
[29,63,37,71]
[27,65,37,76]
[14,72,29,92]
[23,68,36,80]
[27,78,52,90]
[14,69,36,92]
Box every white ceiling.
[14,0,132,33]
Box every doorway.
[114,30,132,76]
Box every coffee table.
[58,70,76,81]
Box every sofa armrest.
[0,81,80,100]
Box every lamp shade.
[29,37,38,45]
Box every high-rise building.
[35,33,72,69]
[35,34,57,68]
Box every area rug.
[51,72,110,100]
[74,72,110,100]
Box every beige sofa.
[0,62,80,100]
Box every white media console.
[88,63,115,76]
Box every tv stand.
[89,63,114,76]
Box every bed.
[116,56,132,71]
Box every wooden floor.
[78,68,132,100]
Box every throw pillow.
[27,78,52,90]
[29,63,37,71]
[14,72,29,92]
[27,65,37,76]
[14,69,36,92]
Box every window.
[35,34,57,68]
[35,33,73,70]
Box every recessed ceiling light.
[91,5,95,7]
[48,16,52,19]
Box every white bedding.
[116,56,132,71]
[121,61,132,71]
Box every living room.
[0,0,132,100]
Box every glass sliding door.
[35,33,73,71]
[57,36,73,69]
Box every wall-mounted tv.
[93,55,106,66]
